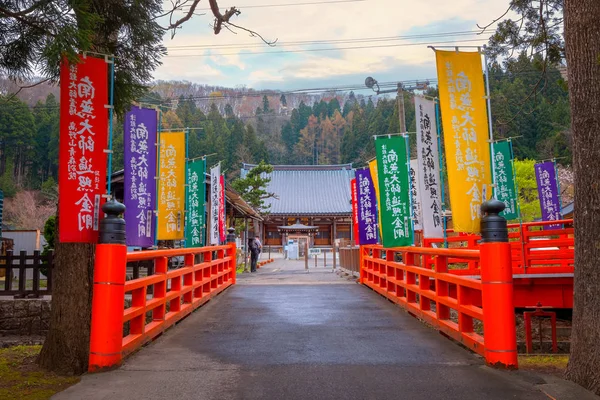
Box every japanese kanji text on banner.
[209,164,221,245]
[435,50,492,233]
[157,131,185,240]
[219,175,226,243]
[492,141,519,221]
[375,136,413,247]
[356,168,378,245]
[351,178,359,245]
[369,160,383,240]
[534,161,561,230]
[124,107,157,247]
[409,159,423,231]
[59,55,108,243]
[185,159,205,247]
[415,97,444,238]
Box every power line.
[196,0,366,11]
[165,29,495,51]
[165,38,487,58]
[1,69,563,110]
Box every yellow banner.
[369,160,383,240]
[435,50,492,233]
[157,131,185,240]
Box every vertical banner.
[124,107,157,247]
[185,159,205,247]
[351,178,359,245]
[219,175,226,243]
[356,168,379,245]
[534,161,561,230]
[209,164,221,245]
[492,141,519,220]
[375,136,413,247]
[415,97,444,238]
[59,55,108,243]
[409,160,423,231]
[157,131,185,240]
[435,50,492,233]
[369,160,383,240]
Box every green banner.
[492,141,519,220]
[375,136,413,247]
[185,159,205,247]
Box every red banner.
[59,55,108,243]
[351,178,359,245]
[219,175,225,243]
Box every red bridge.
[54,213,580,400]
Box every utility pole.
[365,77,429,133]
[397,83,407,133]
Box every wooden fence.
[0,250,53,298]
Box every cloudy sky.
[155,0,512,93]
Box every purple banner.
[534,161,561,230]
[124,107,157,247]
[356,168,378,244]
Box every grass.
[0,345,80,400]
[518,354,570,378]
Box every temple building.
[241,163,354,248]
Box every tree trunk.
[38,212,95,375]
[564,0,600,395]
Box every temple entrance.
[287,235,310,258]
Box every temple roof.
[241,164,354,216]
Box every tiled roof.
[241,164,354,215]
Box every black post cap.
[226,227,236,243]
[480,199,508,243]
[99,199,126,245]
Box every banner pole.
[154,111,162,248]
[106,56,115,198]
[434,100,448,248]
[509,139,526,272]
[483,48,496,201]
[183,127,189,248]
[405,134,415,245]
[203,156,207,247]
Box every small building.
[241,163,354,248]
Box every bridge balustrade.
[360,242,518,369]
[422,219,574,275]
[89,244,236,372]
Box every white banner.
[415,97,444,238]
[210,164,221,245]
[410,159,423,231]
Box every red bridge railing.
[422,219,574,275]
[89,243,236,372]
[360,242,518,369]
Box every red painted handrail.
[89,243,236,372]
[422,219,574,275]
[360,243,517,368]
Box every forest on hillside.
[0,54,572,229]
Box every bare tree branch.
[3,77,53,101]
[159,0,277,45]
[477,4,512,32]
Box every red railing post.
[359,245,364,284]
[89,201,127,372]
[480,200,518,369]
[228,243,237,284]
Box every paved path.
[54,257,584,400]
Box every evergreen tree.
[262,95,270,113]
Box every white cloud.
[156,0,515,88]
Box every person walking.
[249,236,260,273]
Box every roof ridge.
[242,163,353,171]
